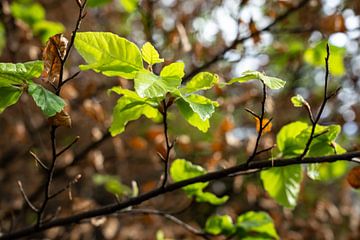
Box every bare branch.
[56,136,80,157]
[17,181,38,213]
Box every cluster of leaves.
[10,0,65,43]
[204,212,279,239]
[0,61,64,116]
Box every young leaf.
[120,0,139,13]
[260,165,302,209]
[109,87,160,136]
[236,211,279,239]
[229,70,285,89]
[93,174,131,196]
[176,98,210,132]
[205,215,235,236]
[141,42,164,66]
[74,32,143,79]
[160,62,185,79]
[291,94,307,107]
[276,121,308,157]
[0,61,43,86]
[0,86,23,113]
[181,94,218,121]
[182,72,219,93]
[41,34,68,83]
[170,159,228,205]
[134,69,181,98]
[27,82,65,117]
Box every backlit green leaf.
[229,70,285,89]
[181,94,218,121]
[75,32,143,79]
[176,98,210,132]
[170,159,228,205]
[0,61,43,86]
[205,215,235,236]
[276,121,308,157]
[0,86,23,113]
[120,0,138,13]
[160,62,185,79]
[28,82,65,117]
[260,165,302,208]
[10,2,45,26]
[291,94,307,107]
[134,69,181,98]
[304,41,345,76]
[93,174,131,196]
[109,87,160,136]
[182,72,219,93]
[236,211,279,239]
[141,42,164,65]
[33,20,65,44]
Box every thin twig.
[59,71,81,87]
[49,174,82,200]
[118,209,210,239]
[56,136,80,157]
[17,181,38,213]
[299,44,331,159]
[29,151,48,171]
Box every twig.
[29,151,48,171]
[299,44,331,159]
[118,209,210,239]
[247,81,267,164]
[59,71,81,87]
[2,151,360,239]
[56,136,80,157]
[17,181,38,213]
[49,174,82,200]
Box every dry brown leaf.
[128,136,148,150]
[320,14,346,34]
[249,19,261,44]
[347,166,360,189]
[49,110,72,127]
[41,34,68,83]
[255,118,272,134]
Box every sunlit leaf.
[120,0,138,13]
[0,86,23,114]
[32,21,65,44]
[134,69,181,98]
[75,32,143,79]
[0,61,43,86]
[176,98,210,132]
[291,94,307,107]
[160,62,185,79]
[10,1,45,26]
[41,34,68,83]
[182,72,219,93]
[93,174,131,196]
[205,215,235,236]
[27,82,65,117]
[229,71,285,89]
[141,42,164,66]
[304,41,345,76]
[236,211,279,239]
[276,121,308,157]
[260,165,302,208]
[109,87,160,136]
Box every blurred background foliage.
[0,0,360,239]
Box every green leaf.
[141,42,164,65]
[0,61,43,86]
[304,41,345,76]
[32,20,65,44]
[170,159,228,205]
[27,82,65,117]
[195,191,229,205]
[176,98,210,132]
[181,94,218,121]
[291,94,308,107]
[10,2,45,26]
[120,0,138,13]
[74,32,143,79]
[170,159,208,194]
[260,165,302,208]
[236,211,279,240]
[0,86,23,113]
[205,215,235,236]
[276,121,309,157]
[87,0,113,7]
[229,71,285,89]
[93,174,131,196]
[160,62,185,79]
[134,69,181,98]
[109,87,160,136]
[182,72,219,93]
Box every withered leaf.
[249,19,261,44]
[255,118,272,134]
[49,110,72,127]
[320,14,346,34]
[41,34,68,83]
[347,166,360,189]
